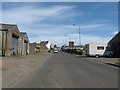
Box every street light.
[68,34,71,42]
[64,34,71,45]
[65,34,71,41]
[64,35,68,46]
[73,24,81,46]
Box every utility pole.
[73,24,81,46]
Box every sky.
[1,2,118,46]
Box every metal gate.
[24,42,27,55]
[12,36,18,55]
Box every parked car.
[54,50,58,53]
[54,48,58,53]
[104,50,113,57]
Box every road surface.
[9,52,118,88]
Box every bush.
[36,47,40,49]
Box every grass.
[115,61,120,65]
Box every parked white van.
[85,43,113,57]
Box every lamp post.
[73,24,81,46]
[68,34,71,42]
[64,35,67,46]
[66,35,71,41]
[64,34,71,45]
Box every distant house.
[107,31,120,57]
[36,44,40,48]
[69,41,74,47]
[30,43,37,54]
[36,43,41,52]
[40,41,51,52]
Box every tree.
[33,42,37,45]
[54,45,57,48]
[36,47,40,49]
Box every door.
[12,37,18,55]
[0,32,5,56]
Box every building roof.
[40,41,48,46]
[20,32,28,37]
[108,31,120,44]
[37,44,41,46]
[20,32,27,34]
[30,43,37,48]
[20,32,29,42]
[0,23,20,36]
[0,23,18,30]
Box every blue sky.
[1,2,118,46]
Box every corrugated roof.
[0,23,21,37]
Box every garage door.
[12,37,18,54]
[24,42,27,55]
[0,32,3,56]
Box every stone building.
[20,32,30,55]
[0,24,21,56]
[0,24,29,56]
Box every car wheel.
[96,55,99,58]
[109,54,112,57]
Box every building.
[107,31,120,57]
[30,43,37,54]
[40,41,51,52]
[20,32,30,55]
[0,24,21,56]
[0,24,30,56]
[69,41,74,47]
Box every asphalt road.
[10,52,118,88]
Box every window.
[97,46,104,50]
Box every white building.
[46,41,51,50]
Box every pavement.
[2,52,118,88]
[2,52,53,88]
[75,54,119,67]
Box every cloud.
[19,23,109,36]
[111,31,118,35]
[27,28,68,36]
[29,33,111,46]
[0,3,2,22]
[2,5,78,24]
[31,23,107,30]
[80,24,106,29]
[27,24,112,46]
[18,23,115,44]
[2,3,91,25]
[16,22,114,46]
[2,3,116,46]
